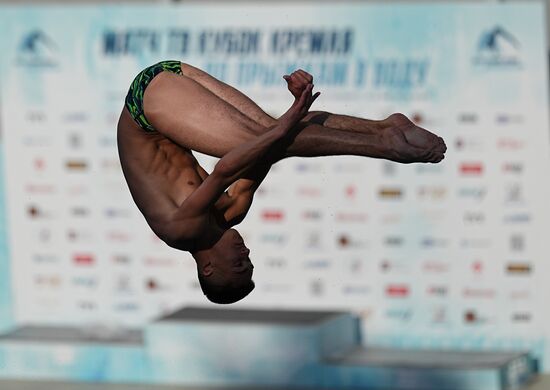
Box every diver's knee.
[304,111,331,125]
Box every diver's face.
[213,229,254,278]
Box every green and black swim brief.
[125,60,182,132]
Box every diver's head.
[192,228,255,304]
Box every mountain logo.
[473,26,521,67]
[18,30,59,67]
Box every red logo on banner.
[73,254,95,265]
[261,210,284,221]
[386,284,410,297]
[460,162,483,175]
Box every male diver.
[117,61,446,304]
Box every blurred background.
[0,0,549,389]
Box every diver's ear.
[201,262,214,277]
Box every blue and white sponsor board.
[0,1,549,378]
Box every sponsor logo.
[473,26,521,67]
[113,255,132,265]
[431,306,448,324]
[146,278,162,291]
[511,312,532,323]
[427,285,448,297]
[77,301,97,311]
[259,233,287,244]
[22,135,52,147]
[295,162,323,172]
[114,275,132,293]
[497,138,525,151]
[458,112,478,124]
[304,258,331,269]
[463,288,496,299]
[459,162,483,175]
[380,213,402,224]
[25,184,56,194]
[504,183,524,205]
[34,274,62,287]
[32,254,59,263]
[106,230,131,243]
[378,187,403,199]
[297,186,322,198]
[63,112,88,123]
[305,230,322,249]
[464,309,489,325]
[382,161,398,176]
[416,164,444,174]
[457,187,486,200]
[33,158,47,172]
[104,208,132,218]
[460,238,491,249]
[114,302,139,312]
[335,212,368,222]
[26,110,47,123]
[385,236,404,247]
[70,206,90,217]
[262,283,293,293]
[342,284,371,295]
[72,276,98,288]
[261,209,285,221]
[337,234,368,249]
[68,133,83,149]
[334,162,364,173]
[502,162,524,174]
[417,186,447,201]
[472,260,484,274]
[67,228,93,242]
[27,205,51,219]
[344,184,357,200]
[509,290,531,300]
[65,159,88,171]
[266,257,286,268]
[302,210,323,221]
[33,227,52,243]
[420,237,448,248]
[346,258,365,274]
[144,257,174,267]
[256,185,283,197]
[310,279,326,296]
[73,254,95,266]
[455,137,483,151]
[17,30,59,68]
[496,114,524,124]
[380,259,410,274]
[503,213,531,224]
[506,262,532,275]
[463,211,485,224]
[386,284,410,298]
[423,261,450,273]
[385,308,412,321]
[67,185,89,196]
[509,234,525,252]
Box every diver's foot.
[382,113,447,163]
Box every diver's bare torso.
[117,107,220,249]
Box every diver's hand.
[277,84,321,131]
[283,69,314,99]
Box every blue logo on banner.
[18,30,58,68]
[473,26,521,67]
